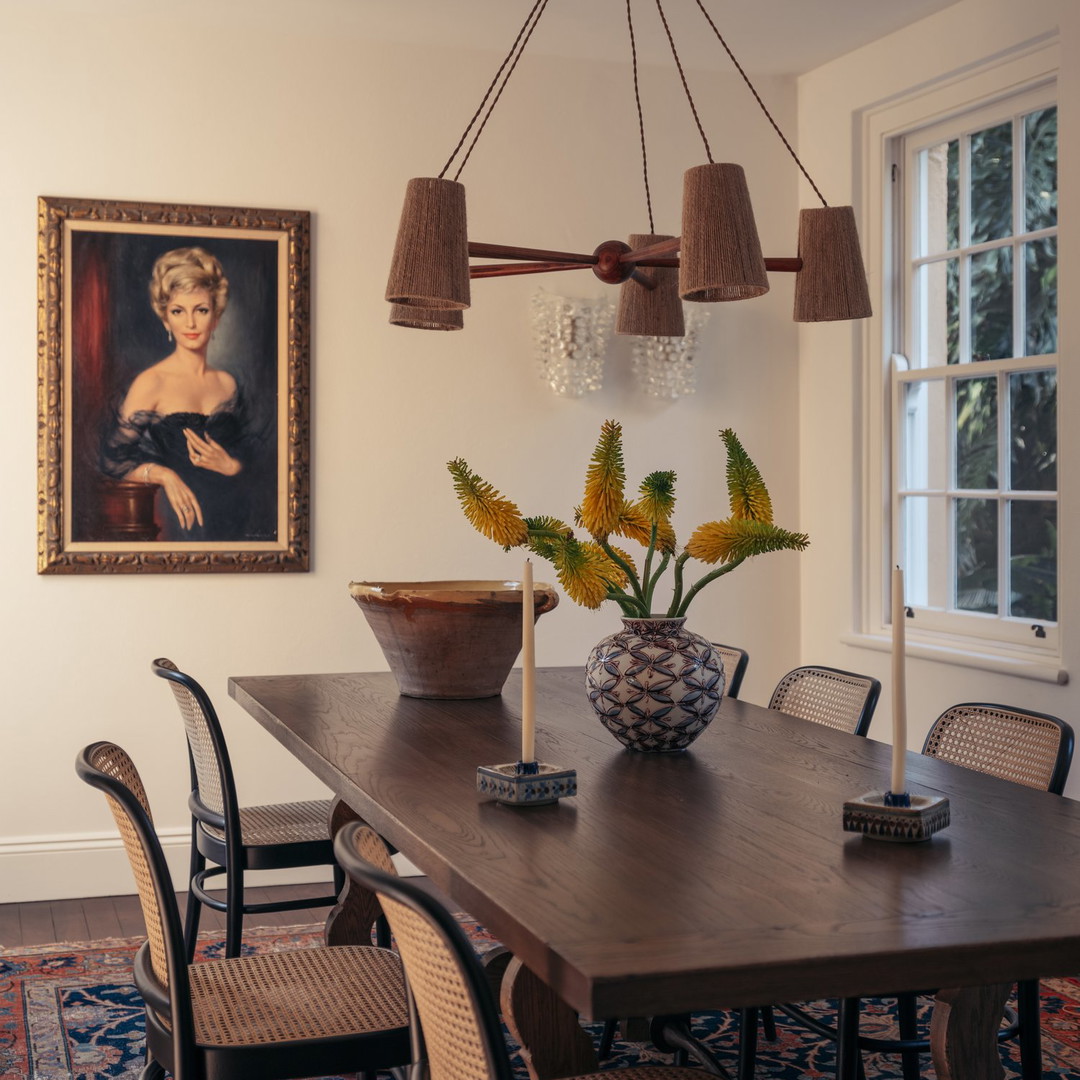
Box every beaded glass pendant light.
[385,0,872,335]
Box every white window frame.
[853,36,1065,683]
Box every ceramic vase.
[585,617,724,751]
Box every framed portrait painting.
[37,196,310,573]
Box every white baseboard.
[0,830,421,904]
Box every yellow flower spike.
[580,419,625,539]
[687,518,809,565]
[720,428,773,523]
[552,539,626,609]
[615,500,677,556]
[447,459,529,548]
[638,470,677,523]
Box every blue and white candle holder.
[477,759,577,806]
[843,790,950,842]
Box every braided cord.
[626,0,655,232]
[438,0,549,181]
[654,0,712,163]
[693,0,827,206]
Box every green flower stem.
[640,524,658,603]
[600,540,646,606]
[673,556,748,618]
[667,552,691,616]
[644,551,671,613]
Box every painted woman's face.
[164,287,217,349]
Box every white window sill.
[840,632,1068,685]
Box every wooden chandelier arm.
[470,261,593,279]
[468,241,598,265]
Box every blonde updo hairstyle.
[149,247,229,323]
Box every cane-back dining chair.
[713,643,749,700]
[779,702,1074,1080]
[334,820,706,1080]
[76,741,411,1080]
[768,665,881,736]
[153,657,347,961]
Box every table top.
[229,667,1080,1020]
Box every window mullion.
[958,132,971,365]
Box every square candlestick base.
[477,762,577,806]
[843,791,950,842]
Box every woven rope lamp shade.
[616,233,684,337]
[389,304,464,331]
[385,177,470,311]
[679,164,769,303]
[793,205,872,322]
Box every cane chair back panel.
[769,666,880,737]
[923,703,1074,794]
[339,825,504,1080]
[84,743,170,988]
[712,644,749,700]
[157,658,226,818]
[381,892,495,1080]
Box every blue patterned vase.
[585,617,725,752]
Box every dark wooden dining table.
[229,666,1080,1080]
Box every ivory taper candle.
[521,559,536,763]
[891,566,907,795]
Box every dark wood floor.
[0,882,334,950]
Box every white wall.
[797,0,1080,796]
[0,0,806,902]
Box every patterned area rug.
[2,920,1079,1079]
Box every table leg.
[930,984,1010,1080]
[324,799,384,947]
[500,956,599,1080]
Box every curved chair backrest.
[922,702,1074,794]
[713,644,749,699]
[75,741,195,1071]
[153,658,240,837]
[335,822,515,1080]
[769,665,881,737]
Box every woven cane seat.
[923,703,1073,792]
[573,1072,700,1080]
[769,665,880,736]
[198,799,334,846]
[188,945,407,1046]
[77,742,412,1080]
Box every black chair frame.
[77,743,410,1080]
[153,659,344,961]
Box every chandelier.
[385,0,872,337]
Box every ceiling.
[359,0,964,76]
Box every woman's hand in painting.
[184,428,242,477]
[155,466,205,531]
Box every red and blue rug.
[2,921,1078,1079]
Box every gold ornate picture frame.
[37,196,310,573]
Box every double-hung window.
[891,84,1058,654]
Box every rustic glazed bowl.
[349,580,559,699]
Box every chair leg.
[738,1007,758,1080]
[760,1004,777,1041]
[183,826,204,963]
[1017,979,1043,1080]
[140,1058,166,1080]
[836,998,861,1080]
[225,860,245,959]
[598,1017,618,1059]
[897,993,922,1080]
